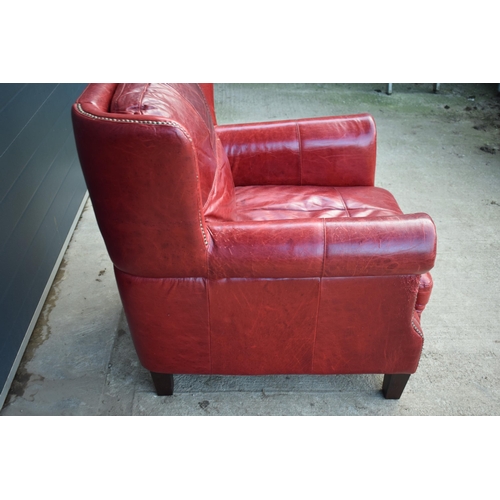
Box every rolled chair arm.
[207,213,436,279]
[216,114,377,187]
[323,214,436,277]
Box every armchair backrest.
[72,83,233,278]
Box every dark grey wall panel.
[0,85,26,116]
[0,84,56,159]
[0,83,88,397]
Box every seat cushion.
[233,185,402,221]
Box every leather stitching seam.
[296,122,303,185]
[334,187,351,217]
[312,219,326,371]
[206,278,212,373]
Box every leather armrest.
[208,219,324,278]
[215,114,376,187]
[323,214,436,277]
[208,214,436,279]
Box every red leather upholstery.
[72,83,436,391]
[216,115,376,187]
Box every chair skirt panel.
[115,268,423,376]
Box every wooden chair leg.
[150,372,174,396]
[382,374,411,399]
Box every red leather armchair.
[72,84,436,399]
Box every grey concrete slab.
[2,83,500,416]
[1,203,122,415]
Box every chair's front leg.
[150,372,174,396]
[382,374,411,399]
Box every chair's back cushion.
[110,83,232,209]
[72,83,234,279]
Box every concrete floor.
[2,83,500,416]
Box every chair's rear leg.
[382,374,411,399]
[150,372,174,396]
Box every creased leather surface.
[110,83,220,205]
[208,219,325,279]
[115,271,424,375]
[115,269,211,374]
[314,276,423,374]
[231,185,402,220]
[323,214,436,277]
[208,214,436,279]
[72,105,209,278]
[216,114,376,187]
[209,278,319,374]
[202,137,236,221]
[111,83,236,222]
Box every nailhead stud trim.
[77,103,181,127]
